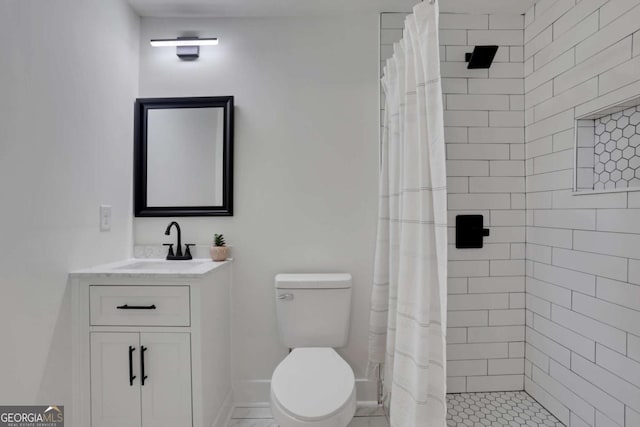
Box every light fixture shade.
[150,38,219,47]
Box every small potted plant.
[210,234,229,262]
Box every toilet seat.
[271,347,356,425]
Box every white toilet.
[271,273,356,427]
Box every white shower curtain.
[368,2,447,426]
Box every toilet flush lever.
[278,293,294,301]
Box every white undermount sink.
[114,260,206,271]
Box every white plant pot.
[210,246,229,262]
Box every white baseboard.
[233,378,378,406]
[233,379,271,406]
[212,390,234,427]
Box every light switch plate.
[100,205,112,232]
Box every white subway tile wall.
[525,1,640,426]
[381,12,526,394]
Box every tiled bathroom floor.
[227,404,388,426]
[228,391,563,427]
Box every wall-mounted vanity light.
[150,37,218,60]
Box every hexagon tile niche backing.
[593,106,640,190]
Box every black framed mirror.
[134,96,234,216]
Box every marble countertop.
[70,258,231,279]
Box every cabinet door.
[140,333,192,427]
[91,333,141,427]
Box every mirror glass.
[134,96,234,217]
[146,107,224,207]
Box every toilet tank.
[275,273,352,348]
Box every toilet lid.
[271,347,355,421]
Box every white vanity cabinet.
[71,260,233,427]
[90,332,192,427]
[90,332,143,427]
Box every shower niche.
[575,96,640,192]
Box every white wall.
[381,12,526,393]
[524,2,640,426]
[0,0,139,415]
[135,16,380,402]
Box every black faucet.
[164,221,194,260]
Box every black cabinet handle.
[128,346,136,386]
[140,345,148,386]
[116,304,156,310]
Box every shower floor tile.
[447,391,564,427]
